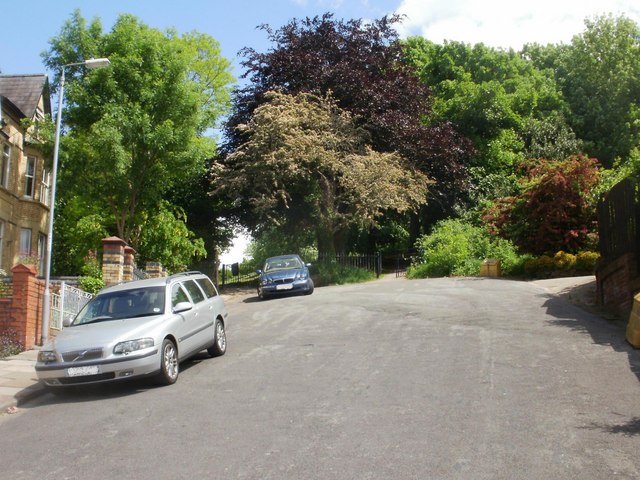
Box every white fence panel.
[50,282,93,330]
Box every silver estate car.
[36,271,228,389]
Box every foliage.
[137,201,207,273]
[78,276,105,294]
[215,91,430,255]
[523,251,600,277]
[53,196,109,274]
[595,148,640,199]
[245,227,317,271]
[221,13,472,242]
[407,218,527,278]
[520,114,583,161]
[314,262,377,286]
[78,251,105,294]
[403,38,570,178]
[551,14,640,166]
[483,155,600,255]
[42,10,235,272]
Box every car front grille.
[61,348,104,363]
[273,278,294,285]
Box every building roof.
[0,74,51,119]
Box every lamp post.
[41,58,110,344]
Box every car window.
[196,277,218,298]
[171,284,190,308]
[265,257,302,271]
[74,286,165,324]
[182,280,206,303]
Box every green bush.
[314,262,376,286]
[407,219,527,278]
[78,276,105,294]
[78,252,105,294]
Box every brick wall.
[0,238,166,352]
[596,253,640,318]
[0,264,44,350]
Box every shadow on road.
[540,292,640,437]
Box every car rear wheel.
[157,338,179,385]
[208,319,227,357]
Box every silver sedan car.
[36,271,228,389]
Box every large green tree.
[553,14,640,167]
[215,91,430,254]
[403,38,573,173]
[42,11,235,273]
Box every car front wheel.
[208,319,227,357]
[157,338,179,385]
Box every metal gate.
[50,282,93,330]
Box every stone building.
[0,74,52,274]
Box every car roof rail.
[166,271,203,282]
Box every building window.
[19,228,32,257]
[1,144,9,188]
[24,156,36,198]
[40,168,51,206]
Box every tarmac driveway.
[0,275,639,479]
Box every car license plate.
[66,366,100,377]
[276,284,293,290]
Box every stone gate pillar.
[102,236,127,286]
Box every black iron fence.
[315,252,382,277]
[597,178,640,267]
[218,252,385,289]
[218,263,259,289]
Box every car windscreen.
[73,286,166,325]
[265,257,302,271]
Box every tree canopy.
[215,91,430,254]
[220,13,473,247]
[42,10,235,273]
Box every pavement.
[0,275,627,416]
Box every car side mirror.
[173,301,192,313]
[306,263,312,267]
[63,317,74,328]
[256,269,263,274]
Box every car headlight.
[261,277,273,286]
[38,350,57,363]
[295,272,308,280]
[113,338,154,354]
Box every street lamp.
[41,58,111,344]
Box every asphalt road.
[1,276,639,479]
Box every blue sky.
[3,0,639,263]
[3,0,640,77]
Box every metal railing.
[50,282,93,330]
[315,252,382,277]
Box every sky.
[2,0,640,263]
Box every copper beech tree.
[214,91,430,255]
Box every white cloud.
[393,0,640,49]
